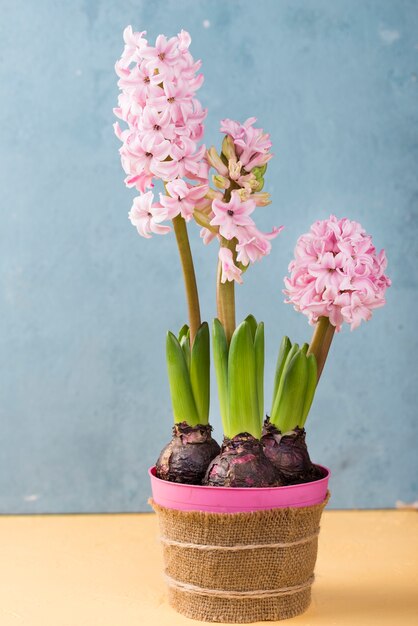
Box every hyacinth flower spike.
[198,118,283,345]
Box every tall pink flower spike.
[114,27,208,237]
[202,117,283,282]
[284,215,391,331]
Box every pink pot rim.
[149,464,330,513]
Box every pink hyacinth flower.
[140,106,175,143]
[210,192,256,240]
[218,247,243,284]
[148,80,194,124]
[340,292,373,330]
[220,117,272,170]
[119,26,147,68]
[160,179,209,222]
[235,126,272,168]
[220,117,257,141]
[120,132,172,177]
[200,225,218,245]
[128,191,171,238]
[236,225,283,265]
[141,34,179,80]
[124,171,154,193]
[171,138,206,179]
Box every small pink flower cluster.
[203,118,282,284]
[220,117,273,172]
[114,27,209,237]
[284,215,391,330]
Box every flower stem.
[307,316,336,382]
[216,240,236,345]
[172,214,201,345]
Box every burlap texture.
[150,492,329,623]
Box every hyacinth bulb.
[203,433,280,488]
[261,420,324,485]
[156,422,220,484]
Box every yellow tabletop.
[0,510,417,625]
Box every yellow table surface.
[0,510,417,625]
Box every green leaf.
[166,331,199,426]
[254,322,265,423]
[271,336,292,414]
[178,324,190,342]
[212,318,229,434]
[272,350,308,432]
[300,353,317,427]
[301,342,309,355]
[178,324,191,369]
[228,321,260,438]
[179,334,191,370]
[270,342,299,424]
[190,322,210,424]
[244,314,258,341]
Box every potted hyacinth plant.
[114,26,390,624]
[114,26,221,484]
[262,215,391,485]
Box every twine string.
[159,528,319,551]
[164,573,315,599]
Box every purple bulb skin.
[155,422,220,485]
[261,419,325,485]
[203,432,281,488]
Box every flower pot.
[149,465,330,623]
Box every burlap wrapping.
[150,491,329,623]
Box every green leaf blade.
[228,321,260,438]
[212,318,229,434]
[190,322,210,425]
[272,350,308,433]
[271,342,299,425]
[166,331,199,426]
[271,336,292,414]
[244,314,258,340]
[179,334,191,371]
[254,322,264,423]
[178,324,190,343]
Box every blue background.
[1,0,417,512]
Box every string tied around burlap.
[159,528,320,551]
[164,573,315,599]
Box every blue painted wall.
[1,0,417,512]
